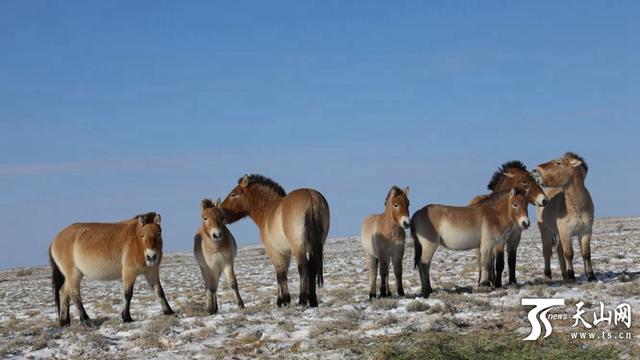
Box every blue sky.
[1,1,638,269]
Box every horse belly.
[74,252,123,281]
[438,222,480,251]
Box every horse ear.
[214,198,222,207]
[240,175,250,187]
[153,213,161,225]
[503,171,515,178]
[510,188,517,196]
[138,215,146,226]
[403,187,410,196]
[569,158,582,168]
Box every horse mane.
[384,186,403,206]
[478,187,527,204]
[132,212,158,223]
[201,199,214,209]
[240,174,286,197]
[487,160,527,191]
[565,152,589,175]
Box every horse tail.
[49,246,65,318]
[412,214,421,269]
[305,201,326,288]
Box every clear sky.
[1,1,638,269]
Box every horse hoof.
[122,316,134,323]
[309,298,318,307]
[163,308,175,316]
[59,318,70,327]
[479,281,491,288]
[397,290,405,297]
[276,297,284,307]
[368,293,376,300]
[565,270,576,282]
[493,281,502,289]
[587,273,596,282]
[238,302,245,309]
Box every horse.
[532,152,596,282]
[220,174,330,307]
[411,188,530,297]
[361,186,411,299]
[48,212,174,326]
[194,198,244,314]
[468,161,548,287]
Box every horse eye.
[231,193,237,198]
[512,203,518,207]
[141,234,144,238]
[394,204,399,208]
[203,218,208,221]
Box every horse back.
[51,220,138,280]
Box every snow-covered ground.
[1,217,638,358]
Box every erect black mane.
[133,212,158,223]
[479,187,528,204]
[240,174,286,197]
[384,186,402,206]
[565,152,589,175]
[487,160,528,191]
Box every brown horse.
[469,161,548,287]
[412,188,530,297]
[221,174,330,307]
[361,186,410,299]
[532,152,596,282]
[194,198,244,314]
[49,212,174,326]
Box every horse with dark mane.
[220,174,330,307]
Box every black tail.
[49,246,65,318]
[412,219,421,269]
[305,207,325,288]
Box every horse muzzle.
[145,250,158,267]
[211,230,223,241]
[520,219,530,230]
[536,193,549,207]
[531,169,546,187]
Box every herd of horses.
[48,151,594,326]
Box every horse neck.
[380,206,399,233]
[562,172,590,210]
[492,177,518,192]
[484,196,513,230]
[246,187,284,227]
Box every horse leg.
[224,264,245,308]
[59,285,72,327]
[121,267,136,322]
[270,250,291,307]
[479,240,494,287]
[367,255,378,299]
[579,232,596,281]
[506,234,521,286]
[69,268,90,323]
[556,236,567,279]
[206,268,220,315]
[493,242,505,288]
[293,250,309,306]
[378,255,391,297]
[476,248,482,285]
[540,224,554,281]
[559,230,575,282]
[144,268,174,316]
[416,235,438,298]
[392,253,404,297]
